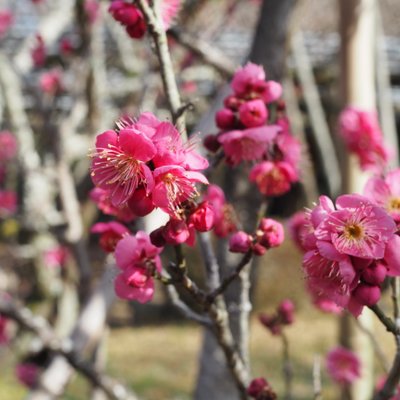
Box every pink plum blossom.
[90,129,156,206]
[108,1,146,39]
[262,80,283,103]
[152,165,208,216]
[364,168,400,223]
[215,108,236,130]
[249,161,298,197]
[229,231,252,253]
[339,106,390,172]
[188,201,214,232]
[0,10,13,38]
[231,62,266,97]
[114,232,162,303]
[160,218,196,246]
[287,211,312,252]
[203,184,238,238]
[238,99,268,128]
[315,194,395,259]
[90,187,136,222]
[218,126,280,166]
[91,221,129,252]
[0,131,18,162]
[301,194,400,317]
[326,347,361,385]
[257,218,284,249]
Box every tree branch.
[136,0,186,138]
[0,297,138,400]
[168,28,236,78]
[207,251,253,303]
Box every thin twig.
[0,297,138,400]
[168,27,236,78]
[374,282,400,399]
[166,285,212,327]
[207,251,253,303]
[369,304,398,335]
[136,0,187,138]
[355,318,390,374]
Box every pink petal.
[96,130,118,149]
[119,129,157,162]
[114,235,139,270]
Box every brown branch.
[166,285,211,327]
[375,279,400,399]
[355,318,390,374]
[27,263,117,400]
[0,297,138,400]
[369,304,398,335]
[136,0,187,138]
[207,251,253,303]
[168,27,236,78]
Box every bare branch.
[166,285,212,327]
[136,0,187,138]
[207,251,253,303]
[0,296,138,400]
[168,28,236,78]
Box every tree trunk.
[194,2,297,399]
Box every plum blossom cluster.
[114,231,162,303]
[229,218,284,256]
[90,112,212,247]
[258,299,295,336]
[247,377,277,400]
[108,0,181,39]
[339,106,390,172]
[298,181,400,317]
[204,62,301,197]
[326,347,361,386]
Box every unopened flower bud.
[229,231,252,253]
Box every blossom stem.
[135,0,187,139]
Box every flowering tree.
[0,1,400,400]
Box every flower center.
[344,223,364,240]
[388,197,400,212]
